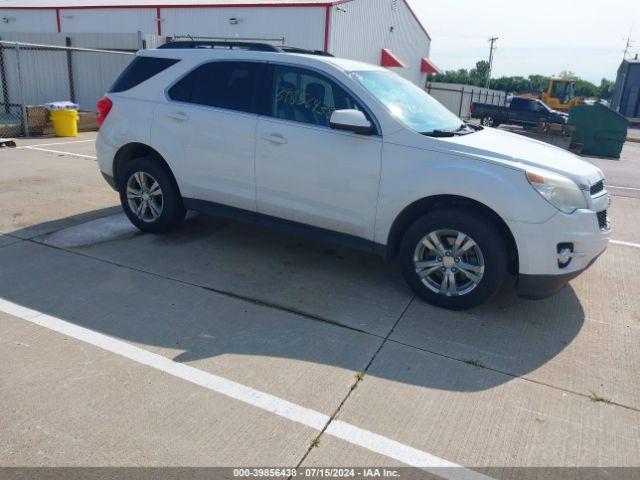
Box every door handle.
[260,133,287,145]
[168,112,189,122]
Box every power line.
[487,36,498,88]
[429,31,489,40]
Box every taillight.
[470,102,475,114]
[96,97,113,127]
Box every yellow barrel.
[49,109,79,137]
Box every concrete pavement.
[1,134,639,474]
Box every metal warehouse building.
[611,57,640,121]
[0,0,438,85]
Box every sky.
[408,0,640,84]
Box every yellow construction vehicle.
[518,78,583,112]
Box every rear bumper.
[516,252,602,300]
[101,172,117,191]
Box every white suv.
[96,41,611,310]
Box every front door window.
[268,65,363,127]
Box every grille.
[597,210,609,230]
[590,180,605,196]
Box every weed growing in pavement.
[463,358,485,368]
[588,391,612,404]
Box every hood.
[438,127,603,187]
[552,110,569,122]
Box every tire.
[399,207,508,310]
[481,115,495,127]
[118,156,186,234]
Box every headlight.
[526,169,587,214]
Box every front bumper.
[508,206,611,299]
[517,252,602,299]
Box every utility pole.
[487,36,498,88]
[623,23,635,59]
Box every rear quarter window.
[109,56,179,93]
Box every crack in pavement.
[292,295,416,470]
[387,338,640,414]
[0,232,26,250]
[9,232,639,414]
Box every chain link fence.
[0,40,135,138]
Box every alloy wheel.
[126,171,163,223]
[413,229,485,297]
[482,116,494,127]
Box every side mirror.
[329,109,374,135]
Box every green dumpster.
[568,102,629,158]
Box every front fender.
[374,141,557,244]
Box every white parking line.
[0,296,489,480]
[611,239,640,249]
[18,139,95,148]
[608,185,640,192]
[22,146,97,160]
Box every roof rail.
[158,40,280,52]
[280,46,334,57]
[157,40,334,57]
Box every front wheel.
[399,208,508,310]
[118,156,186,233]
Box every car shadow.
[0,209,586,393]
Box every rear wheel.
[118,156,186,233]
[399,207,508,310]
[481,115,497,127]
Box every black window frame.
[256,63,379,135]
[109,56,179,93]
[167,60,266,115]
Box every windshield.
[350,70,463,134]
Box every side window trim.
[261,61,381,136]
[164,59,267,116]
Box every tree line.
[429,61,614,100]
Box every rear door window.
[510,98,528,110]
[168,61,263,114]
[109,56,179,93]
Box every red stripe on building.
[0,2,355,9]
[0,0,359,41]
[323,4,331,52]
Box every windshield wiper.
[454,123,482,135]
[462,122,483,132]
[421,129,456,137]
[422,123,482,137]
